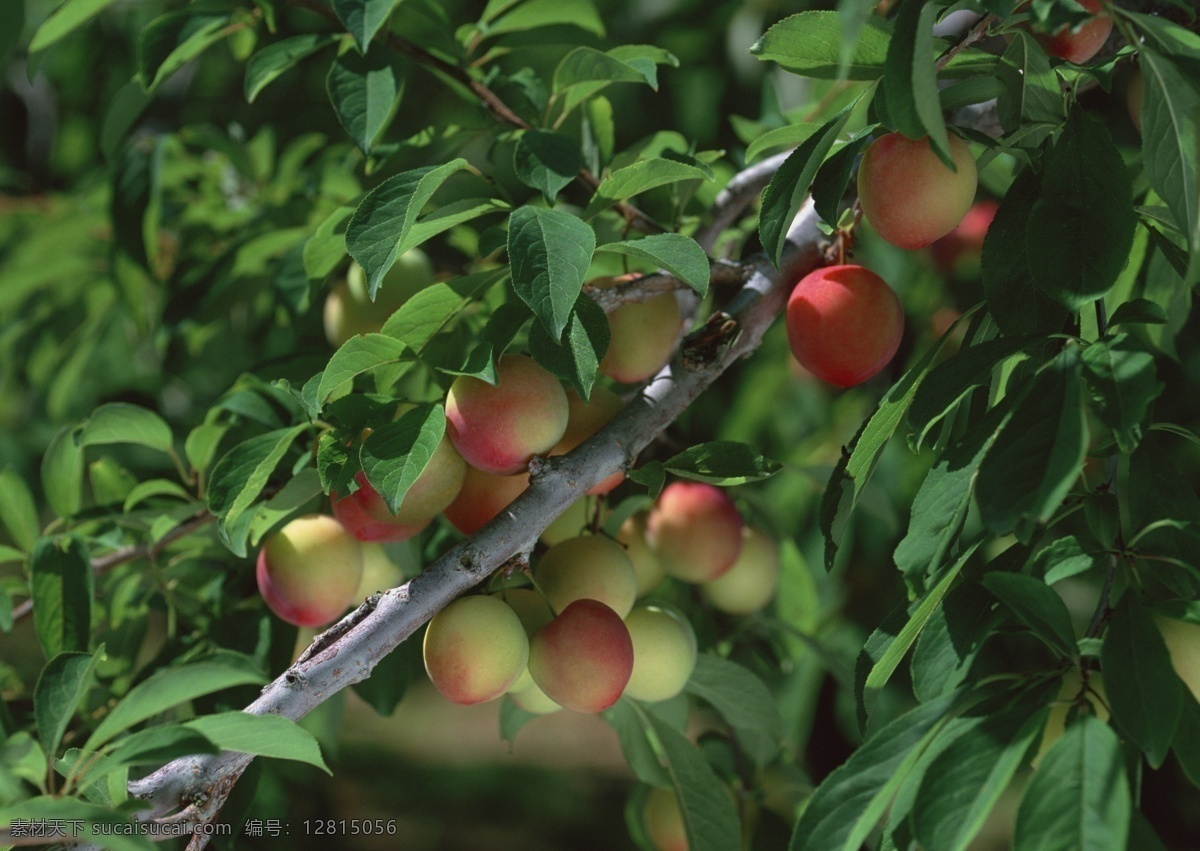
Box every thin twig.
[935,14,996,72]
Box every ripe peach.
[594,275,683,384]
[527,599,634,713]
[554,386,626,494]
[1037,0,1112,65]
[535,535,638,618]
[701,527,780,616]
[643,786,688,851]
[929,200,998,276]
[441,466,529,535]
[494,587,554,693]
[422,595,529,705]
[331,484,431,542]
[647,482,743,583]
[617,514,666,597]
[323,251,434,347]
[256,514,364,627]
[785,265,904,388]
[857,132,978,250]
[445,354,569,475]
[623,605,698,703]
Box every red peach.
[441,465,530,536]
[422,595,529,705]
[1037,0,1112,65]
[594,275,683,384]
[527,599,634,713]
[646,482,743,583]
[256,514,364,627]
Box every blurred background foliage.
[2,0,1199,848]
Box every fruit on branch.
[323,251,435,347]
[535,535,638,618]
[1156,615,1200,703]
[256,514,364,628]
[494,587,555,694]
[700,527,779,616]
[593,274,684,384]
[331,482,431,542]
[647,482,743,582]
[623,605,698,703]
[422,594,530,705]
[1036,0,1113,65]
[352,542,406,600]
[445,353,569,475]
[540,495,594,546]
[643,786,688,851]
[555,386,627,494]
[929,200,998,276]
[1127,65,1144,135]
[441,465,529,535]
[785,264,904,388]
[527,598,634,713]
[617,514,666,597]
[857,132,978,250]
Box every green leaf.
[745,123,823,164]
[326,47,403,155]
[248,469,325,546]
[595,234,709,298]
[913,703,1049,851]
[866,544,977,691]
[513,130,582,202]
[1036,535,1107,584]
[752,12,893,81]
[101,724,218,770]
[553,45,667,91]
[122,479,193,514]
[508,206,596,338]
[79,403,173,455]
[1108,297,1168,327]
[1100,594,1183,768]
[604,699,673,787]
[35,649,104,759]
[663,441,781,486]
[346,159,475,297]
[30,536,93,660]
[86,657,266,750]
[316,333,411,408]
[996,31,1065,134]
[244,34,333,103]
[28,0,121,53]
[760,102,856,267]
[41,425,85,518]
[137,8,232,92]
[0,468,40,552]
[1139,49,1200,283]
[629,461,666,497]
[980,572,1077,658]
[883,0,951,163]
[1027,108,1137,309]
[528,295,609,400]
[911,583,997,702]
[684,656,785,740]
[982,169,1072,335]
[811,130,874,227]
[583,158,709,219]
[1080,334,1162,453]
[644,712,742,851]
[352,634,422,716]
[0,796,154,851]
[1172,698,1200,791]
[332,0,404,52]
[184,712,330,773]
[976,350,1088,541]
[1013,714,1131,851]
[789,692,959,851]
[206,426,308,545]
[360,405,445,515]
[483,0,605,38]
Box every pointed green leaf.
[528,295,609,400]
[101,725,219,770]
[883,0,951,163]
[0,469,40,552]
[41,424,85,519]
[332,0,404,52]
[346,159,475,297]
[583,158,709,219]
[684,655,784,740]
[206,426,308,537]
[326,48,403,155]
[484,0,604,38]
[663,441,781,486]
[595,234,710,298]
[360,405,445,515]
[316,333,411,407]
[80,403,173,454]
[245,34,333,102]
[752,12,892,81]
[137,8,232,92]
[1080,334,1163,453]
[996,31,1065,134]
[36,648,104,759]
[513,130,582,202]
[981,572,1077,658]
[811,130,874,227]
[184,712,330,773]
[29,0,121,52]
[508,206,595,338]
[30,536,93,660]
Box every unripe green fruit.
[643,786,688,851]
[256,514,364,627]
[323,251,434,347]
[647,482,743,583]
[540,496,592,547]
[857,132,977,250]
[494,587,554,694]
[352,542,406,601]
[528,599,634,713]
[785,265,904,388]
[445,354,569,475]
[617,514,666,598]
[423,595,529,705]
[701,527,780,616]
[509,681,563,714]
[535,535,638,618]
[594,275,683,384]
[623,605,698,703]
[441,466,529,535]
[1036,0,1112,65]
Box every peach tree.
[0,0,1199,849]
